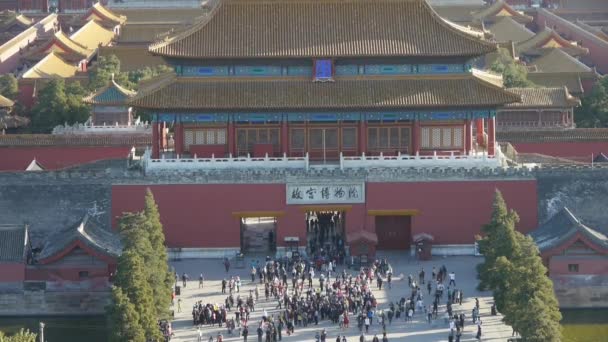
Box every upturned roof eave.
[148,0,497,59]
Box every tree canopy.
[490,48,537,88]
[107,189,172,342]
[476,190,562,341]
[0,329,37,342]
[107,286,146,342]
[575,77,608,128]
[30,79,90,133]
[89,54,172,92]
[0,74,18,100]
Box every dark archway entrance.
[375,215,412,250]
[240,217,277,254]
[305,210,346,258]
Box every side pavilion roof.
[530,207,608,254]
[149,0,498,59]
[471,0,533,24]
[38,215,122,264]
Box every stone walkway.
[169,254,514,342]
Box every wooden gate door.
[375,216,411,250]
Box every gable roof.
[38,215,122,264]
[575,20,608,42]
[0,224,28,262]
[530,48,593,73]
[347,230,378,244]
[23,30,93,62]
[25,158,44,171]
[70,19,116,50]
[488,17,535,43]
[22,52,79,79]
[0,93,14,107]
[593,153,608,163]
[129,72,521,110]
[527,72,584,95]
[150,0,497,59]
[516,28,589,57]
[530,207,608,253]
[472,0,533,24]
[504,87,580,109]
[83,2,127,26]
[0,13,57,58]
[0,13,32,30]
[84,78,136,105]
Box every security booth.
[347,230,378,267]
[235,251,245,269]
[413,233,434,261]
[284,236,301,261]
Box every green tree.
[30,79,91,132]
[113,250,161,341]
[143,189,173,318]
[494,236,562,341]
[0,329,37,342]
[0,74,18,100]
[126,65,173,89]
[575,77,608,127]
[476,190,520,294]
[107,286,146,342]
[477,191,562,341]
[89,54,130,91]
[490,48,537,88]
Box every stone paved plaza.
[169,254,514,342]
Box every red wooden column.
[160,122,167,151]
[411,120,420,155]
[358,119,367,155]
[174,122,183,156]
[487,116,496,156]
[464,119,472,155]
[281,118,289,156]
[228,120,236,156]
[151,122,159,159]
[475,118,485,145]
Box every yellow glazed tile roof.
[22,52,78,79]
[70,20,116,50]
[130,73,521,110]
[150,0,497,59]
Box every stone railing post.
[340,152,344,171]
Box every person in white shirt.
[449,272,456,286]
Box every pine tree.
[143,189,173,318]
[497,236,562,341]
[113,251,162,341]
[107,286,146,342]
[478,192,562,341]
[476,190,520,293]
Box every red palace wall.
[0,146,132,171]
[512,142,608,162]
[0,263,25,282]
[26,266,109,282]
[549,257,608,276]
[111,180,537,248]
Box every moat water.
[0,310,606,341]
[0,316,107,342]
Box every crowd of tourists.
[179,255,486,342]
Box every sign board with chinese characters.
[286,183,365,204]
